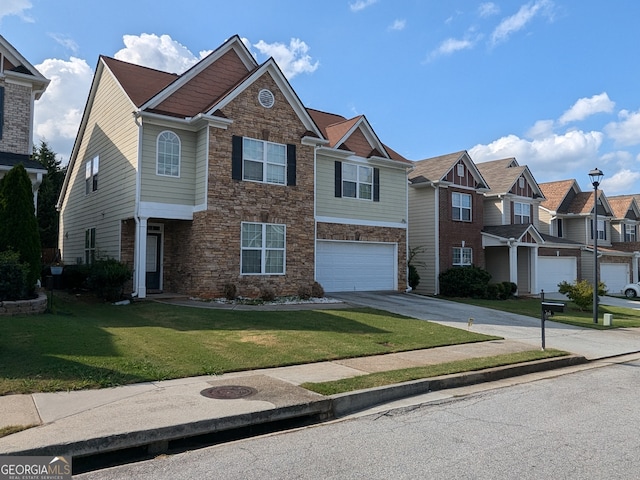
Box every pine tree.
[0,164,42,293]
[33,140,66,249]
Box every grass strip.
[302,349,568,395]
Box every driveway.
[329,291,640,360]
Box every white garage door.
[316,241,397,292]
[601,263,629,295]
[538,257,577,293]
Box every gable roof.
[409,151,488,186]
[606,194,640,220]
[566,190,612,216]
[539,179,579,211]
[482,224,544,244]
[0,152,46,173]
[476,157,543,198]
[0,34,49,98]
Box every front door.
[146,233,161,291]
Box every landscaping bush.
[558,279,607,311]
[87,258,132,302]
[408,264,420,290]
[0,250,29,301]
[259,286,276,302]
[298,285,312,300]
[61,264,91,291]
[439,266,492,298]
[311,281,325,298]
[223,283,238,300]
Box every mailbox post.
[540,299,565,350]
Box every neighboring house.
[408,151,489,295]
[0,35,49,209]
[539,179,635,294]
[605,194,640,283]
[476,158,548,295]
[57,35,411,298]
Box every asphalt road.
[77,358,640,480]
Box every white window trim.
[241,222,286,275]
[85,227,96,264]
[514,202,531,224]
[452,192,472,222]
[156,131,181,178]
[85,155,99,194]
[625,223,637,242]
[242,137,287,186]
[456,163,465,177]
[342,162,373,201]
[453,247,473,266]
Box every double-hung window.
[85,227,96,264]
[157,131,180,177]
[625,224,637,242]
[591,219,606,240]
[243,138,286,185]
[453,247,472,267]
[452,192,471,221]
[514,202,530,224]
[85,156,99,194]
[241,222,286,274]
[342,163,373,200]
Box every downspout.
[313,144,318,285]
[434,184,440,295]
[405,174,410,292]
[131,111,143,297]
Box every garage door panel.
[316,241,396,292]
[601,263,629,295]
[538,257,577,293]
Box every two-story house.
[603,194,640,284]
[476,158,547,295]
[57,35,411,298]
[539,179,635,294]
[0,35,49,208]
[408,151,489,295]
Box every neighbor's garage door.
[601,263,629,295]
[316,241,397,292]
[538,257,577,293]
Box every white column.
[634,252,640,283]
[531,246,539,294]
[136,217,148,298]
[509,241,518,292]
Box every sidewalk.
[0,293,638,467]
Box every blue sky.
[2,0,640,195]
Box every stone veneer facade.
[0,80,32,155]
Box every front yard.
[0,296,501,395]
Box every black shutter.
[0,87,4,139]
[286,144,296,186]
[231,135,243,180]
[373,167,380,202]
[335,161,342,197]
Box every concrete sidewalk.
[0,293,638,467]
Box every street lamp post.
[589,168,604,324]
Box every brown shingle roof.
[567,191,595,214]
[409,151,466,183]
[476,158,524,194]
[607,195,636,219]
[539,179,577,210]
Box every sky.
[2,0,640,196]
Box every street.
[78,358,640,479]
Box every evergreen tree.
[33,140,66,249]
[0,164,42,293]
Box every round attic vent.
[258,89,275,108]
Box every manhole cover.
[200,385,257,399]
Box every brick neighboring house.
[57,35,411,298]
[408,151,489,295]
[539,179,636,295]
[604,194,640,285]
[477,158,553,295]
[0,34,49,208]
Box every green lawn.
[0,297,500,395]
[450,297,640,329]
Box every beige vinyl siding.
[408,186,437,295]
[59,68,138,264]
[517,246,530,293]
[483,199,504,226]
[316,156,407,223]
[140,124,197,205]
[194,127,209,207]
[485,248,510,283]
[538,209,552,234]
[581,250,595,284]
[565,218,587,243]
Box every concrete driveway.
[329,291,640,360]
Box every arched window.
[157,131,180,177]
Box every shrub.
[486,283,500,300]
[87,258,132,302]
[61,264,91,291]
[259,287,276,302]
[439,266,492,298]
[311,281,325,298]
[408,264,420,290]
[298,285,312,300]
[558,279,607,311]
[0,250,29,301]
[223,283,238,300]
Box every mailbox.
[541,301,564,314]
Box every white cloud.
[349,0,377,12]
[34,57,93,164]
[427,37,476,61]
[600,169,640,196]
[389,19,406,31]
[470,129,603,179]
[114,33,206,74]
[253,38,319,79]
[0,0,33,21]
[490,0,553,46]
[558,92,615,125]
[479,2,500,17]
[605,109,640,147]
[48,33,80,55]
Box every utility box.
[603,313,613,326]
